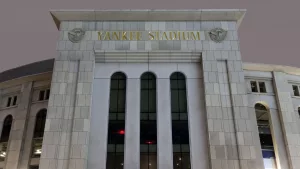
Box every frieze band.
[68,28,227,43]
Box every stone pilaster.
[272,71,300,169]
[88,78,110,169]
[157,78,173,169]
[5,82,33,169]
[124,79,140,169]
[202,51,264,168]
[40,21,94,169]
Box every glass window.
[293,85,300,96]
[170,72,191,169]
[6,97,11,107]
[107,72,126,169]
[140,72,157,169]
[45,89,50,100]
[0,115,13,161]
[259,82,267,93]
[251,81,258,92]
[39,90,45,101]
[32,109,47,158]
[255,103,277,168]
[12,96,17,106]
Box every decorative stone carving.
[208,28,227,43]
[68,28,85,43]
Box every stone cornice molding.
[50,9,246,30]
[243,62,300,76]
[94,50,202,63]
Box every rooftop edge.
[49,9,247,30]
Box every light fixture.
[0,152,6,157]
[179,158,181,160]
[34,149,42,154]
[121,163,123,166]
[149,163,151,166]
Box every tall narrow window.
[140,72,157,169]
[170,72,190,169]
[293,85,300,96]
[259,82,267,93]
[106,72,126,169]
[32,109,47,158]
[0,115,13,161]
[255,103,277,169]
[251,81,258,92]
[6,97,11,107]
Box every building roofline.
[49,9,247,30]
[0,59,55,83]
[243,62,300,76]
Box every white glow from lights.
[0,152,6,157]
[34,149,42,154]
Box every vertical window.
[6,97,11,107]
[251,81,258,92]
[293,85,300,96]
[0,115,13,161]
[32,109,47,158]
[255,103,277,169]
[106,72,126,169]
[38,89,50,101]
[45,89,50,100]
[12,96,17,106]
[259,82,267,93]
[39,91,45,101]
[170,72,190,169]
[298,107,300,117]
[140,72,157,169]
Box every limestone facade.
[0,9,300,169]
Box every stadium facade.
[0,9,299,169]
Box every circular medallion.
[68,28,85,43]
[208,28,227,43]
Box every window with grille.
[170,72,191,169]
[140,72,157,169]
[106,72,126,169]
[32,109,47,158]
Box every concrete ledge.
[50,9,247,30]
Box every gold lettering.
[149,32,155,40]
[112,32,120,40]
[136,32,142,40]
[129,32,134,40]
[169,32,177,40]
[190,32,197,40]
[177,32,181,40]
[155,32,159,40]
[196,32,200,40]
[104,32,111,40]
[162,32,168,40]
[98,32,103,40]
[122,32,127,40]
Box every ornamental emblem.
[68,28,85,43]
[208,28,227,43]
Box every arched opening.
[106,72,126,169]
[140,72,157,169]
[170,72,190,169]
[255,103,277,169]
[32,109,47,158]
[0,115,13,161]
